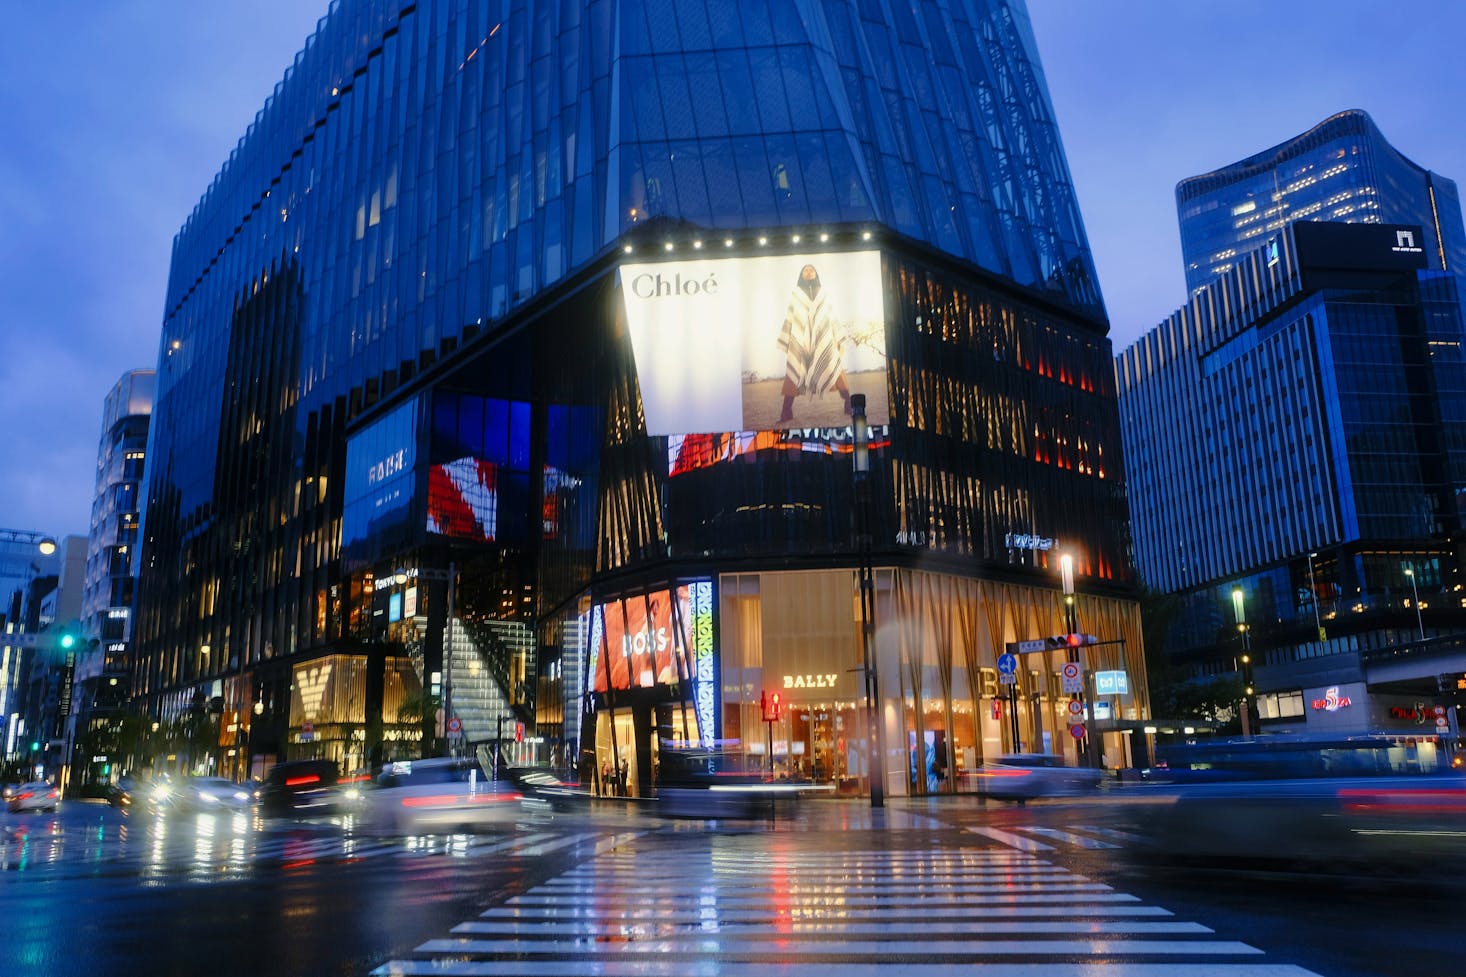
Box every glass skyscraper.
[1177,110,1466,293]
[1118,220,1466,737]
[136,0,1146,794]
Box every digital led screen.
[620,251,887,435]
[588,587,691,692]
[342,397,420,567]
[427,457,499,541]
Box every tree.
[1139,584,1245,732]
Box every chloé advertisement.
[619,250,889,435]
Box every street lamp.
[1231,586,1254,737]
[850,393,883,809]
[1404,566,1425,641]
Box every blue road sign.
[997,652,1018,675]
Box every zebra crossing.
[0,817,641,880]
[370,841,1325,976]
[966,823,1146,852]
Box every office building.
[68,370,154,789]
[1118,220,1466,741]
[136,0,1147,795]
[1177,109,1466,293]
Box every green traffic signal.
[60,633,76,650]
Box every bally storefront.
[578,566,1149,798]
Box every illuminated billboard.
[620,251,887,435]
[585,581,719,742]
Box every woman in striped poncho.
[776,264,850,424]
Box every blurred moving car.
[971,754,1104,801]
[178,776,254,811]
[360,757,524,835]
[1128,772,1466,883]
[1,783,20,805]
[256,759,341,816]
[104,777,138,809]
[501,766,589,813]
[6,781,59,813]
[655,748,803,818]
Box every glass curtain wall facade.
[1178,110,1466,293]
[1117,221,1466,734]
[72,370,154,788]
[137,0,1142,788]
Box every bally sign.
[784,673,840,690]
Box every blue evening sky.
[2,1,1463,538]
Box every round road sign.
[997,653,1018,675]
[1070,723,1086,739]
[1061,662,1081,681]
[1066,699,1084,717]
[446,717,462,734]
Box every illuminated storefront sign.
[589,588,693,693]
[691,580,716,742]
[1310,686,1351,711]
[1004,533,1055,551]
[782,673,840,690]
[620,250,887,435]
[585,581,718,745]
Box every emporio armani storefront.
[571,567,1148,799]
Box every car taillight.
[17,792,33,801]
[284,775,321,787]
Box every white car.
[972,754,1104,801]
[180,777,254,811]
[358,758,525,835]
[6,781,59,813]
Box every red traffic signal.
[1044,633,1099,649]
[760,690,782,722]
[514,721,525,743]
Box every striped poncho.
[776,284,842,396]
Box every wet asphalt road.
[2,795,1461,977]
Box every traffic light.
[770,692,781,722]
[1042,633,1098,650]
[759,690,782,722]
[59,632,76,650]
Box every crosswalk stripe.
[504,892,1142,906]
[1018,827,1119,849]
[450,920,1213,936]
[529,881,1113,895]
[417,936,1262,956]
[507,833,597,857]
[966,826,1056,851]
[479,905,1176,921]
[373,964,1323,976]
[1072,824,1148,844]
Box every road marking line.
[450,920,1213,936]
[1019,827,1119,849]
[415,936,1263,956]
[374,964,1323,976]
[479,905,1176,921]
[965,827,1056,851]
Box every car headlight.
[233,791,251,802]
[151,785,171,800]
[199,790,219,803]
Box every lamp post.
[851,394,883,808]
[1059,552,1096,767]
[1231,586,1254,737]
[1404,566,1425,641]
